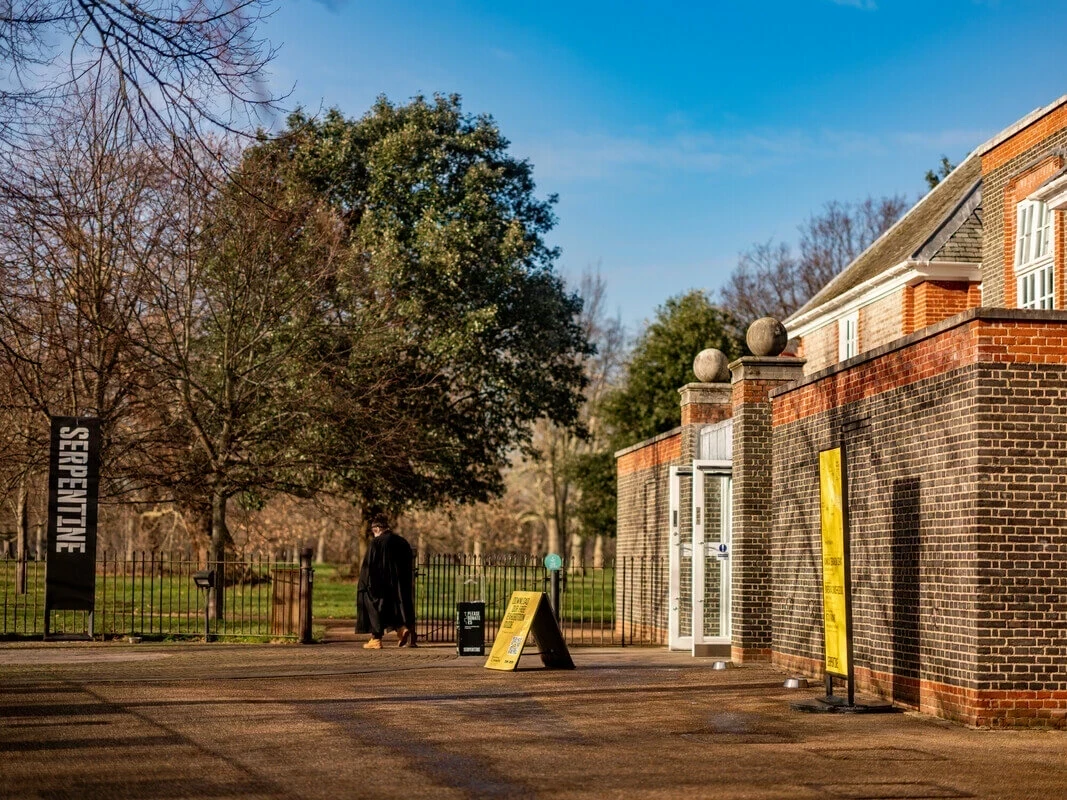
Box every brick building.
[616,96,1067,728]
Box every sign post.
[485,591,574,671]
[544,553,562,620]
[44,416,102,638]
[820,444,853,705]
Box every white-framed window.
[838,312,858,360]
[1015,199,1054,309]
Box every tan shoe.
[396,627,411,648]
[363,637,382,650]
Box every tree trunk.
[417,530,428,566]
[592,533,605,569]
[527,522,541,556]
[315,520,328,564]
[354,503,372,581]
[35,522,44,560]
[125,513,137,562]
[15,473,29,594]
[567,531,584,574]
[209,490,229,619]
[546,516,560,557]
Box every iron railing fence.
[415,554,666,647]
[2,553,668,647]
[1,553,305,640]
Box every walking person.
[356,513,416,649]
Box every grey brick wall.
[770,310,1067,728]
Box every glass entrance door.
[692,462,732,652]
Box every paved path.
[1,640,1064,799]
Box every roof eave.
[787,260,981,340]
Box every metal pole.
[299,548,313,644]
[550,570,561,621]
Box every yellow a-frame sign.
[484,591,574,671]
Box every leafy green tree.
[568,449,616,543]
[925,155,956,190]
[259,95,592,520]
[603,290,745,445]
[135,142,356,605]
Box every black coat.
[355,531,415,634]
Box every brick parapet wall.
[770,308,1067,728]
[730,357,807,662]
[615,430,682,645]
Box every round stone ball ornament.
[746,317,788,357]
[693,348,730,382]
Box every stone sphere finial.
[693,348,729,382]
[746,317,788,357]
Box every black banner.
[45,416,101,611]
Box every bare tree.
[526,267,625,563]
[0,83,173,587]
[130,142,355,612]
[720,195,907,325]
[0,1,279,156]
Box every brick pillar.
[678,383,731,461]
[730,356,805,663]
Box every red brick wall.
[911,280,980,329]
[615,431,682,644]
[998,157,1063,309]
[981,100,1067,307]
[680,402,731,426]
[771,309,1067,729]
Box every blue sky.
[261,1,1067,334]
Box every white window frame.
[838,312,858,360]
[1015,198,1055,309]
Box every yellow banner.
[819,447,849,677]
[485,591,542,671]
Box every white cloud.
[830,0,878,9]
[892,129,991,151]
[522,124,990,184]
[522,131,728,181]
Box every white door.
[692,461,732,652]
[668,465,693,650]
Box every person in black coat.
[356,515,416,648]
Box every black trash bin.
[456,601,485,656]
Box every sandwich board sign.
[484,591,574,671]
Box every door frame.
[667,465,692,651]
[691,460,732,655]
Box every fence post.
[299,548,314,644]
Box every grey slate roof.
[786,154,983,323]
[931,207,982,263]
